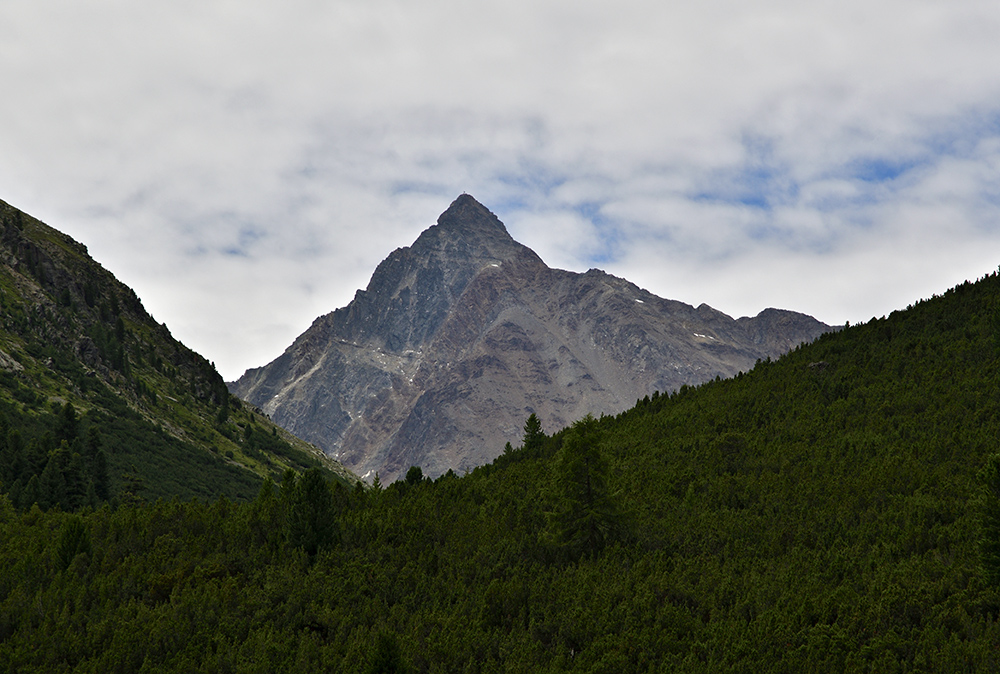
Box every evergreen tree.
[367,632,408,674]
[405,466,423,486]
[56,515,91,571]
[22,438,46,477]
[7,478,22,509]
[84,481,98,509]
[63,452,88,510]
[83,427,110,502]
[85,426,101,457]
[279,468,298,506]
[39,454,67,510]
[288,468,339,557]
[20,474,40,510]
[90,448,110,502]
[544,415,622,561]
[522,413,545,453]
[56,402,78,445]
[978,453,1000,585]
[0,429,23,485]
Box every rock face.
[230,195,833,482]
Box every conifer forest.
[5,270,1000,671]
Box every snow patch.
[635,299,645,303]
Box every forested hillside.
[0,198,356,509]
[4,269,1000,671]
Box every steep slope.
[232,194,832,482]
[5,269,1000,671]
[0,198,358,507]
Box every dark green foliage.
[19,475,39,510]
[0,198,355,510]
[978,454,1000,585]
[56,515,91,571]
[522,412,545,453]
[56,402,78,445]
[6,268,1000,670]
[242,422,322,472]
[86,428,111,501]
[405,465,423,486]
[544,415,623,561]
[498,413,551,467]
[368,632,409,674]
[288,468,339,557]
[38,454,66,510]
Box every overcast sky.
[3,1,1000,380]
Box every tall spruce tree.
[544,415,622,561]
[522,413,545,454]
[288,468,339,557]
[56,515,91,571]
[56,402,78,446]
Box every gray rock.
[230,195,833,483]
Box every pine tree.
[0,429,23,485]
[522,413,545,454]
[56,402,78,445]
[288,468,339,557]
[544,415,622,561]
[22,438,46,477]
[20,474,40,510]
[405,466,423,486]
[64,452,88,510]
[56,515,91,571]
[39,454,67,510]
[91,448,110,501]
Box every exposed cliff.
[231,195,833,482]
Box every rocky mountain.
[0,197,358,507]
[230,194,834,483]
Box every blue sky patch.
[848,157,920,183]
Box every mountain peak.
[425,193,515,249]
[232,193,834,483]
[438,193,505,227]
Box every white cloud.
[2,0,1000,379]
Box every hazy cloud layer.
[3,0,1000,379]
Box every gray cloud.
[2,1,1000,379]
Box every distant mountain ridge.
[231,195,834,483]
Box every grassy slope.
[0,198,357,504]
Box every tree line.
[5,271,1000,670]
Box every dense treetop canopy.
[4,268,1000,671]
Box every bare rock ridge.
[229,194,834,483]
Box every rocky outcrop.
[230,194,834,482]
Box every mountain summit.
[230,195,833,482]
[338,195,542,353]
[429,193,519,250]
